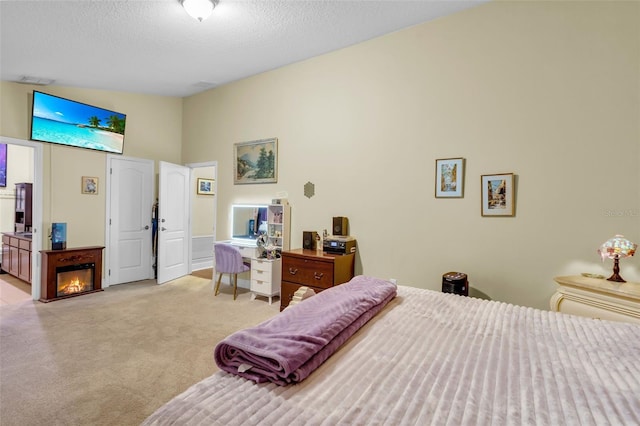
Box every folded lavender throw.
[214,275,397,385]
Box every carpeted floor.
[0,272,279,426]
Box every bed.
[143,278,640,425]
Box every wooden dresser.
[551,275,640,324]
[280,248,355,311]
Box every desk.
[217,239,258,260]
[215,240,280,304]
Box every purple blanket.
[214,275,397,385]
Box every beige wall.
[0,82,183,249]
[192,166,216,236]
[182,1,640,309]
[1,1,638,309]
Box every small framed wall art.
[197,178,215,195]
[481,173,515,216]
[81,176,98,195]
[234,138,278,185]
[435,158,465,198]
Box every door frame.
[104,154,155,288]
[0,136,43,301]
[103,158,218,286]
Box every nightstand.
[280,249,355,311]
[550,275,640,324]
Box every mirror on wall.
[231,204,268,241]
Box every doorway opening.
[0,136,43,302]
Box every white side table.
[551,275,640,324]
[250,258,281,305]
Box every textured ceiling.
[1,0,485,97]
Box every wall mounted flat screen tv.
[30,91,126,154]
[0,143,6,187]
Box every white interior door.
[107,156,154,285]
[157,161,191,284]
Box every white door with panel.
[157,161,191,284]
[107,157,154,285]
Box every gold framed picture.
[481,173,515,216]
[81,176,98,195]
[197,178,215,195]
[234,138,278,184]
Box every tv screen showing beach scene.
[30,91,126,154]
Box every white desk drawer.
[237,246,257,259]
[251,258,273,274]
[251,279,278,296]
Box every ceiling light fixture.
[181,0,218,22]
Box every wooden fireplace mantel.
[40,246,104,303]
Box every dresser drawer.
[251,258,273,274]
[19,239,31,250]
[251,268,273,284]
[251,279,280,296]
[282,256,333,289]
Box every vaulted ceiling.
[1,0,485,97]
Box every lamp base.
[607,273,626,283]
[607,256,626,282]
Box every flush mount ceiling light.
[181,0,218,22]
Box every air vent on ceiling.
[17,76,55,85]
[193,81,216,89]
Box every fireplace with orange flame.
[40,246,104,303]
[56,263,94,298]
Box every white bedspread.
[143,286,640,425]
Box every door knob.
[144,225,149,230]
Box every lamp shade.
[598,235,637,260]
[182,0,217,22]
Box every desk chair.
[214,243,250,300]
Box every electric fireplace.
[56,263,94,297]
[40,246,104,302]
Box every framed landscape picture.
[481,173,515,216]
[435,158,464,198]
[234,138,278,185]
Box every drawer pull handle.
[314,272,324,280]
[288,267,298,275]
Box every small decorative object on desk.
[598,234,637,282]
[256,233,268,258]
